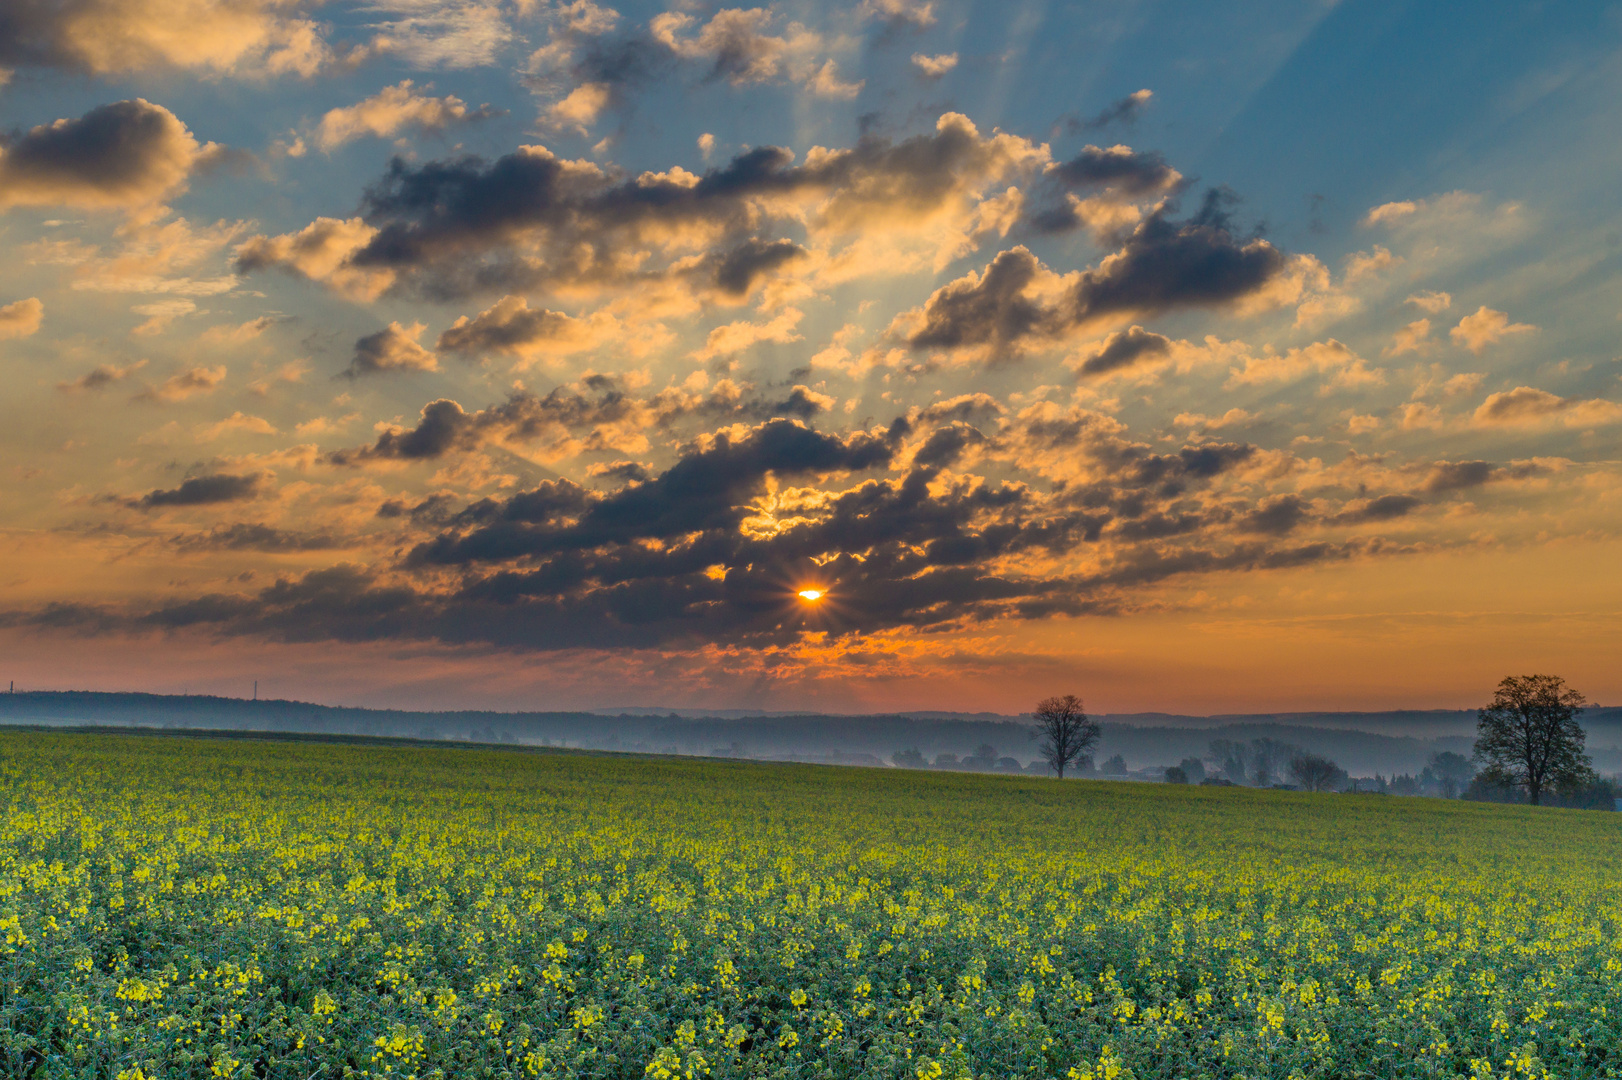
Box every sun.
[797,588,826,602]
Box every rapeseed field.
[0,731,1618,1079]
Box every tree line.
[1013,677,1614,809]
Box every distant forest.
[5,689,1622,781]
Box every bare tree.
[1031,694,1100,779]
[1474,674,1593,806]
[1289,753,1343,792]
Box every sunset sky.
[3,0,1621,713]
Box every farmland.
[0,731,1619,1079]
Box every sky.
[3,0,1622,714]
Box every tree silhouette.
[1288,753,1343,792]
[1473,674,1593,806]
[1030,694,1100,779]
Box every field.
[0,732,1619,1079]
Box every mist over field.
[7,689,1622,781]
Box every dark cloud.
[378,493,460,525]
[331,399,474,464]
[1422,460,1494,494]
[911,422,986,468]
[25,404,1445,653]
[587,460,652,485]
[344,321,437,377]
[907,199,1286,356]
[241,113,1042,300]
[1420,459,1542,494]
[917,393,1005,425]
[0,98,203,212]
[1076,326,1172,377]
[1064,89,1153,133]
[1048,145,1178,195]
[57,360,146,392]
[713,238,808,296]
[1239,494,1308,536]
[1068,198,1285,325]
[413,418,899,565]
[170,523,341,552]
[329,380,831,466]
[906,247,1061,352]
[137,473,261,509]
[1330,494,1422,523]
[435,296,591,359]
[1029,144,1184,234]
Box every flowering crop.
[1,730,1620,1079]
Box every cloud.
[910,52,956,78]
[651,8,812,86]
[711,237,808,296]
[1068,197,1288,323]
[859,0,935,28]
[136,471,262,508]
[1225,339,1383,392]
[695,308,804,360]
[359,0,516,69]
[326,377,837,467]
[898,201,1289,357]
[1364,192,1522,239]
[1383,318,1433,357]
[546,81,613,132]
[240,112,1047,301]
[901,247,1065,354]
[57,359,147,392]
[132,364,226,402]
[170,522,341,553]
[436,295,621,365]
[1362,200,1417,226]
[1238,494,1309,536]
[1449,306,1534,354]
[1046,145,1180,197]
[805,59,862,99]
[315,81,500,150]
[1472,387,1622,428]
[0,297,44,339]
[1066,89,1153,132]
[233,217,394,302]
[0,99,209,214]
[0,0,330,77]
[1030,145,1182,235]
[201,315,279,346]
[66,406,1394,652]
[130,297,197,335]
[31,214,245,296]
[196,411,278,440]
[1343,245,1400,284]
[344,321,439,377]
[1406,290,1451,313]
[1330,494,1422,523]
[1074,326,1172,377]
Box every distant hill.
[3,690,1619,777]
